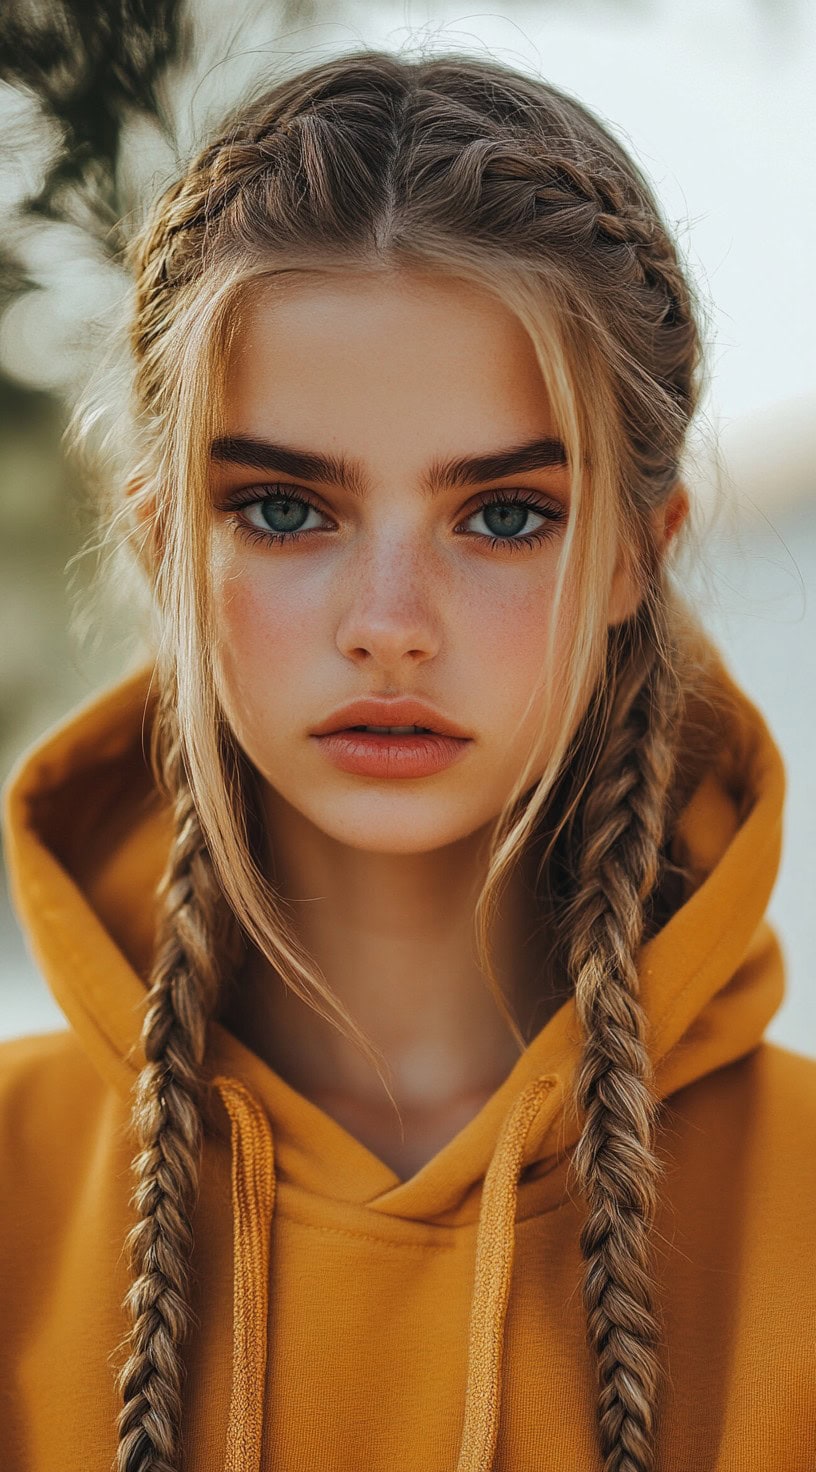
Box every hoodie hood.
[1,646,787,1471]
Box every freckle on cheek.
[217,570,273,627]
[217,575,312,687]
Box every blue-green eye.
[250,494,319,536]
[225,484,567,552]
[465,496,563,550]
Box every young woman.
[2,47,814,1472]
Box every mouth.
[343,724,437,735]
[311,725,472,778]
[310,698,472,741]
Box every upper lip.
[311,697,471,739]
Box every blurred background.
[0,0,814,1053]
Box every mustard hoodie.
[1,653,815,1472]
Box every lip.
[310,696,471,739]
[311,729,472,779]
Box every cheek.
[465,579,562,702]
[466,578,576,781]
[209,550,318,713]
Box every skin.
[200,269,688,1177]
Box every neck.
[222,791,564,1115]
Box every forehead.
[222,269,560,458]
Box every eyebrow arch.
[209,432,569,498]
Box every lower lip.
[311,729,472,778]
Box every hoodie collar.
[2,648,787,1471]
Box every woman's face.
[208,270,636,856]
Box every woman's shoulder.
[0,1028,113,1177]
[664,1040,816,1220]
[729,1038,816,1112]
[669,1037,816,1125]
[0,1024,94,1089]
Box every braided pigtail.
[113,683,241,1472]
[563,606,683,1472]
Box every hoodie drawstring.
[212,1075,277,1472]
[211,1071,558,1472]
[453,1072,557,1471]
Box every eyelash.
[222,484,567,554]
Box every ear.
[125,472,150,508]
[125,473,162,574]
[658,479,690,547]
[607,480,690,626]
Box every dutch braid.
[113,688,240,1472]
[564,609,683,1472]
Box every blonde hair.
[79,48,733,1472]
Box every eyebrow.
[209,432,568,498]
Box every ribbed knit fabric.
[212,1074,277,1472]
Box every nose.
[334,540,442,668]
